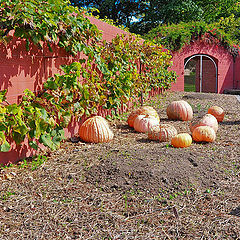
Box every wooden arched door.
[184,54,218,93]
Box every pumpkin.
[171,133,192,148]
[127,106,159,127]
[192,126,216,142]
[190,114,218,133]
[134,115,159,133]
[207,106,224,122]
[79,116,114,143]
[148,124,177,142]
[167,100,193,121]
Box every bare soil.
[0,91,239,240]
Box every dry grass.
[0,91,239,239]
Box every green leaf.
[44,79,58,90]
[12,132,25,145]
[6,104,20,115]
[40,134,56,150]
[29,141,38,150]
[0,141,11,152]
[0,90,7,103]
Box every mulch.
[0,91,239,239]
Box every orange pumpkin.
[192,126,216,143]
[127,106,159,127]
[208,106,224,122]
[190,114,218,133]
[134,115,159,133]
[148,124,177,142]
[79,116,114,143]
[167,100,193,121]
[171,133,192,148]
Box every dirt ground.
[0,91,239,239]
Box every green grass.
[184,83,196,92]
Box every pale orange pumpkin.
[190,114,218,133]
[167,100,193,121]
[148,124,177,142]
[171,133,192,148]
[207,106,224,122]
[79,116,114,143]
[134,115,159,133]
[192,126,216,143]
[127,106,159,127]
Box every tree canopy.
[70,0,144,28]
[71,0,240,35]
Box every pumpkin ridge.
[102,121,109,142]
[96,117,103,142]
[89,118,94,142]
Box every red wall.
[234,56,240,89]
[87,16,131,41]
[0,17,163,165]
[2,17,239,164]
[170,41,235,93]
[0,16,131,104]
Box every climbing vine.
[0,0,101,55]
[145,16,240,57]
[0,0,176,152]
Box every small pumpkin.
[148,124,177,142]
[128,106,159,127]
[207,106,224,122]
[192,126,216,143]
[167,100,193,121]
[171,133,192,148]
[134,115,159,133]
[190,114,218,133]
[79,116,114,143]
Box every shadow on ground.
[229,206,240,217]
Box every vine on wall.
[0,0,101,55]
[145,17,240,57]
[0,0,176,152]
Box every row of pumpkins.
[78,100,224,148]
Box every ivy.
[145,16,240,57]
[0,0,176,153]
[0,0,101,55]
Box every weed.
[0,163,13,170]
[18,159,28,169]
[123,194,128,211]
[165,143,171,148]
[18,155,47,170]
[31,155,47,171]
[1,191,16,201]
[211,146,217,151]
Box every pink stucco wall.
[170,41,235,93]
[1,17,239,165]
[87,16,131,41]
[234,56,240,89]
[0,16,165,165]
[0,17,133,165]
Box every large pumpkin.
[207,106,224,122]
[167,100,193,121]
[148,124,177,142]
[134,115,159,133]
[127,106,159,127]
[79,116,114,143]
[192,126,216,143]
[190,114,218,133]
[171,133,192,148]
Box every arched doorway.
[184,54,218,93]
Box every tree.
[70,0,144,28]
[195,0,240,22]
[131,0,204,34]
[71,0,240,35]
